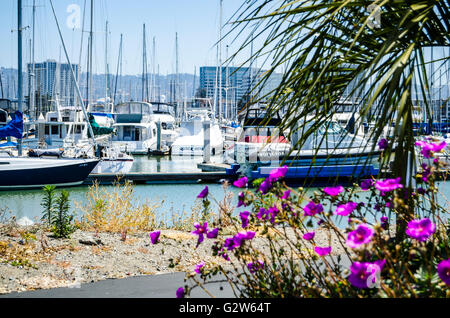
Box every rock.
[16,217,34,226]
[78,238,103,246]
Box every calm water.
[0,155,448,225]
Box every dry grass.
[75,181,160,234]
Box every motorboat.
[171,108,224,156]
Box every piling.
[203,120,211,163]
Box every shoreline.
[0,222,347,295]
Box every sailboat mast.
[218,0,223,122]
[114,33,123,105]
[105,20,109,104]
[88,0,93,106]
[175,32,179,118]
[17,0,23,156]
[31,0,36,119]
[142,23,146,101]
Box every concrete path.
[0,272,235,298]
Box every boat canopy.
[87,113,115,138]
[0,111,23,139]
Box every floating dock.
[84,171,231,185]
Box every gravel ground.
[0,223,347,295]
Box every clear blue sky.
[0,0,255,75]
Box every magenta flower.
[194,261,205,274]
[197,186,209,199]
[346,224,374,248]
[405,218,436,242]
[206,227,219,239]
[334,201,358,216]
[176,287,185,298]
[259,178,272,194]
[247,260,264,274]
[269,165,288,182]
[315,246,332,256]
[224,231,255,251]
[415,140,447,158]
[233,176,248,188]
[420,163,431,182]
[437,259,450,286]
[267,205,279,224]
[256,207,269,220]
[348,260,385,289]
[374,177,403,195]
[380,216,388,230]
[149,230,161,244]
[281,189,291,199]
[237,192,246,208]
[302,231,315,240]
[323,185,344,197]
[360,179,374,191]
[192,222,209,246]
[240,211,250,228]
[303,201,324,216]
[378,138,388,150]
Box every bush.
[51,190,76,238]
[176,140,449,298]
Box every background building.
[27,60,79,112]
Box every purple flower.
[360,179,374,191]
[267,205,279,224]
[257,207,269,220]
[420,163,432,182]
[237,192,246,208]
[315,246,332,256]
[437,259,450,286]
[380,216,388,230]
[197,186,209,199]
[176,287,185,298]
[194,261,205,274]
[303,201,324,216]
[405,218,436,242]
[192,222,209,246]
[149,231,161,244]
[346,224,374,248]
[417,187,426,195]
[233,176,248,188]
[269,165,288,182]
[378,138,388,150]
[302,231,315,240]
[281,189,291,199]
[375,177,403,195]
[415,140,447,158]
[317,219,324,226]
[259,178,273,194]
[224,231,255,251]
[240,211,250,228]
[247,260,264,274]
[348,260,385,289]
[206,227,219,239]
[334,202,358,216]
[323,185,344,197]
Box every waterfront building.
[27,60,79,110]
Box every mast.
[30,0,36,119]
[105,20,109,104]
[142,23,147,101]
[152,36,156,101]
[87,0,93,106]
[175,32,179,117]
[17,0,23,156]
[113,33,123,105]
[218,0,223,122]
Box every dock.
[84,171,231,185]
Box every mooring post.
[156,119,161,151]
[203,120,211,163]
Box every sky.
[0,0,256,75]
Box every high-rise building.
[27,60,79,110]
[199,66,282,116]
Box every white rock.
[16,216,34,226]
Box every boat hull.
[0,158,99,189]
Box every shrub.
[177,140,449,298]
[51,190,76,238]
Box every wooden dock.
[84,171,231,185]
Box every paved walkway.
[0,272,235,298]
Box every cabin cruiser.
[111,101,163,155]
[171,108,224,156]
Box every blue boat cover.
[0,111,23,139]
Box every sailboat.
[0,0,99,190]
